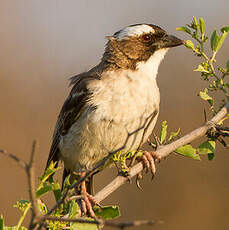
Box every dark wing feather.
[45,74,97,170]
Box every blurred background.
[0,0,229,229]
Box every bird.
[45,23,183,216]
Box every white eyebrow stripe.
[115,25,155,40]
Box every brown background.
[0,1,229,229]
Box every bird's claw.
[80,192,99,217]
[118,169,132,183]
[79,172,100,217]
[137,151,161,179]
[136,172,143,190]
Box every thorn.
[136,173,143,191]
[136,178,143,191]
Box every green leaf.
[215,31,228,52]
[39,161,61,184]
[70,218,98,230]
[37,162,62,201]
[211,30,219,51]
[199,18,205,37]
[168,128,180,142]
[208,153,215,160]
[125,150,137,159]
[194,65,209,73]
[94,205,120,220]
[220,78,224,85]
[184,40,195,49]
[0,216,4,230]
[36,181,61,201]
[210,28,228,52]
[227,60,229,69]
[193,16,198,26]
[36,183,53,198]
[52,182,62,202]
[37,199,47,214]
[221,26,229,33]
[160,121,167,144]
[176,144,200,160]
[69,201,80,219]
[176,26,191,34]
[197,141,216,154]
[62,174,71,190]
[199,89,214,106]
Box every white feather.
[115,24,155,40]
[136,48,168,79]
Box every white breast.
[59,66,161,172]
[88,69,160,124]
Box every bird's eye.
[141,34,152,42]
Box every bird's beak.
[160,34,184,48]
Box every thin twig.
[38,216,101,225]
[28,140,39,229]
[38,216,163,229]
[105,220,163,229]
[68,195,84,201]
[0,140,39,230]
[0,149,27,169]
[138,110,158,150]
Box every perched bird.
[46,24,183,216]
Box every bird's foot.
[118,169,132,182]
[118,170,129,177]
[135,151,161,189]
[137,151,161,179]
[114,161,132,182]
[80,191,98,217]
[79,172,100,217]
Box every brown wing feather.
[45,74,99,171]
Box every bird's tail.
[45,145,60,171]
[44,147,60,185]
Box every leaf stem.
[16,204,31,230]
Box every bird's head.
[102,24,183,75]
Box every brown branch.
[0,149,27,169]
[0,140,39,229]
[105,219,163,229]
[94,102,229,202]
[1,102,228,229]
[28,140,39,229]
[38,216,101,225]
[38,216,163,229]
